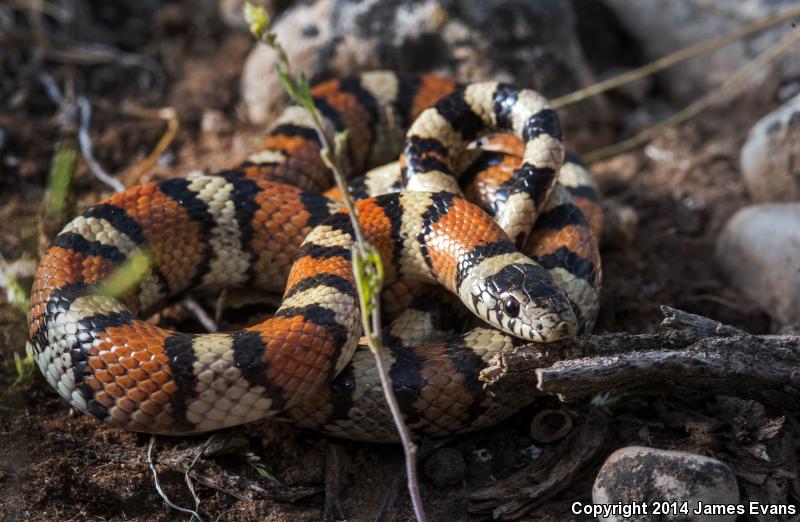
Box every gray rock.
[241,0,597,125]
[218,0,248,29]
[740,93,800,202]
[716,203,800,326]
[601,198,638,248]
[593,446,739,522]
[424,447,465,487]
[602,0,800,105]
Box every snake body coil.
[28,72,601,441]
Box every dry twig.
[552,4,800,108]
[468,410,609,519]
[121,105,180,185]
[480,306,800,412]
[147,435,204,522]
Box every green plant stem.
[45,138,77,217]
[244,4,426,520]
[312,88,428,522]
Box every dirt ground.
[1,1,798,521]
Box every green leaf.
[295,72,315,108]
[0,256,30,312]
[13,342,37,386]
[276,68,299,101]
[95,249,153,299]
[333,130,351,163]
[353,244,384,325]
[243,452,279,482]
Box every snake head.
[467,260,578,342]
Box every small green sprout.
[46,140,77,217]
[14,342,37,386]
[243,452,279,482]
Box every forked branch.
[481,306,800,411]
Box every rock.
[218,0,249,29]
[601,198,638,248]
[740,93,800,202]
[424,447,465,487]
[715,203,800,326]
[241,0,599,126]
[602,0,800,105]
[776,323,800,335]
[593,446,739,522]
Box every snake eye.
[502,296,520,317]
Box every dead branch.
[323,442,346,521]
[156,436,319,503]
[481,306,800,411]
[468,410,610,519]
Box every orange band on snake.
[28,72,600,440]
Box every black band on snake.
[27,71,601,442]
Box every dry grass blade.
[552,4,800,108]
[184,435,216,520]
[123,105,180,184]
[148,435,204,521]
[181,297,218,333]
[6,0,72,23]
[583,24,800,162]
[76,96,125,192]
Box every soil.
[0,1,797,521]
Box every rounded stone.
[592,446,739,522]
[740,94,800,202]
[715,203,800,326]
[241,0,596,125]
[601,0,800,105]
[601,198,638,248]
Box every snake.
[27,71,601,442]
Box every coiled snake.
[28,72,601,442]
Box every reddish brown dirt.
[0,1,796,521]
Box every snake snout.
[481,261,579,342]
[523,288,578,342]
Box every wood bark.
[480,306,800,411]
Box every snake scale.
[28,71,602,442]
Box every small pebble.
[217,0,250,29]
[241,0,591,125]
[518,445,542,464]
[601,198,638,248]
[740,93,800,202]
[201,109,230,135]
